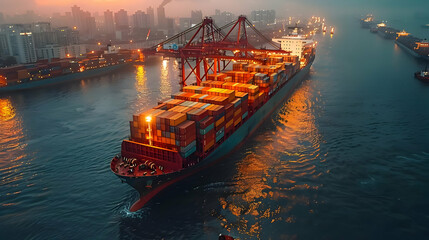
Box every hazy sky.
[0,0,427,19]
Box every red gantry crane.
[142,16,291,86]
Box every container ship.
[376,23,400,40]
[111,30,316,211]
[395,30,429,60]
[0,46,137,93]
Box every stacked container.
[127,52,300,160]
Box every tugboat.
[414,64,429,83]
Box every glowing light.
[91,51,95,54]
[134,65,147,102]
[66,54,70,57]
[0,75,6,87]
[97,42,101,45]
[145,116,152,122]
[0,98,16,121]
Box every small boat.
[330,27,334,34]
[323,26,327,32]
[414,64,429,83]
[422,24,429,29]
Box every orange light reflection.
[213,81,323,238]
[160,60,172,97]
[0,98,28,207]
[135,65,147,93]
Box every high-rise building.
[71,5,82,28]
[114,9,129,40]
[0,24,37,63]
[32,22,56,48]
[55,27,79,46]
[191,10,203,26]
[146,7,154,28]
[179,18,192,30]
[251,10,276,28]
[132,11,148,29]
[0,34,8,58]
[104,10,115,34]
[71,5,96,39]
[114,9,129,30]
[212,10,235,27]
[0,12,4,24]
[157,6,166,28]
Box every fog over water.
[0,0,427,21]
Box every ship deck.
[111,56,315,180]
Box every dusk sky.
[1,0,426,18]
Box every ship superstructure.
[396,30,429,59]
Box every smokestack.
[160,0,172,8]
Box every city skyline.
[0,0,424,18]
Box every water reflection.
[160,59,172,97]
[0,98,28,207]
[213,81,323,238]
[135,65,147,93]
[0,98,16,121]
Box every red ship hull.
[415,72,429,83]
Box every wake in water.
[118,201,150,219]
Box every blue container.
[181,145,196,158]
[199,123,214,135]
[180,140,196,153]
[201,103,211,109]
[216,132,224,142]
[234,98,241,108]
[216,127,225,137]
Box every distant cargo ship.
[376,23,400,40]
[361,15,375,28]
[111,36,316,212]
[0,45,137,93]
[395,30,429,60]
[0,63,129,93]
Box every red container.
[154,103,168,110]
[187,108,209,122]
[197,128,215,139]
[199,116,214,129]
[176,120,196,135]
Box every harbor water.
[1,13,429,239]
